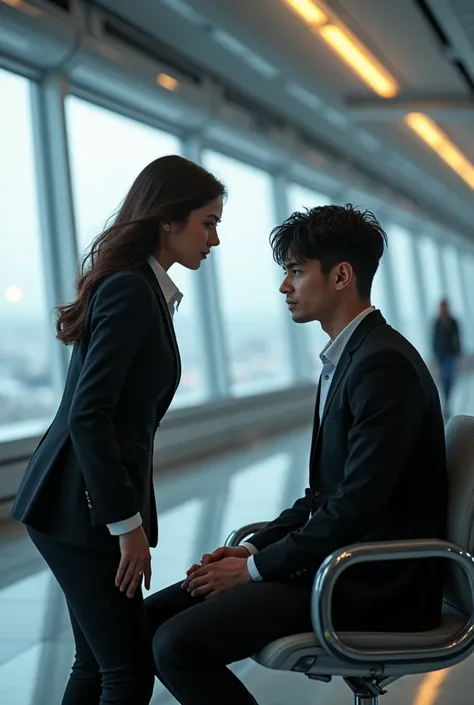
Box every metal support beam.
[183,135,232,399]
[426,0,474,77]
[436,235,449,299]
[272,173,313,383]
[30,72,78,394]
[346,95,474,122]
[410,221,431,354]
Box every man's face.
[279,258,336,324]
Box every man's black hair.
[270,204,388,299]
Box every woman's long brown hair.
[56,155,225,345]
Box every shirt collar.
[147,256,183,311]
[320,307,375,368]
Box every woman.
[11,155,225,705]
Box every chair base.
[344,676,387,705]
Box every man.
[433,298,461,416]
[145,205,447,705]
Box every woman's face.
[160,196,223,271]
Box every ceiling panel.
[90,0,474,228]
[334,0,467,91]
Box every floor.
[0,377,473,705]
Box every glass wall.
[1,69,473,442]
[442,245,464,312]
[166,264,208,407]
[442,244,468,344]
[203,150,293,396]
[0,69,55,440]
[371,257,391,320]
[418,234,444,321]
[386,224,428,357]
[66,97,182,256]
[461,256,474,352]
[66,97,207,407]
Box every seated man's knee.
[152,618,194,675]
[144,587,180,636]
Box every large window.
[203,151,292,396]
[0,69,55,439]
[218,454,291,543]
[66,97,207,406]
[461,256,474,352]
[167,264,208,407]
[371,257,391,319]
[66,97,182,256]
[443,244,466,320]
[387,225,427,357]
[417,233,444,359]
[443,243,469,355]
[418,234,444,321]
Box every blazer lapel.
[310,353,352,466]
[140,263,182,395]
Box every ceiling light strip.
[283,0,398,97]
[318,24,398,98]
[405,113,474,190]
[283,0,327,26]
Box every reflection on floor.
[0,377,473,705]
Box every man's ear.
[334,262,353,290]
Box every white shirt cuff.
[107,512,142,536]
[240,541,258,555]
[247,554,263,581]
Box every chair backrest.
[445,415,474,612]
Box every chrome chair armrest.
[312,539,474,667]
[225,522,269,548]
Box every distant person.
[433,298,461,415]
[144,205,447,705]
[11,156,225,705]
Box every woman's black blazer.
[11,262,181,554]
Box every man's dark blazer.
[250,310,447,631]
[11,263,181,554]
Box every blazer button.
[296,570,303,576]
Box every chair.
[225,415,474,704]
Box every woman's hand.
[115,525,152,598]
